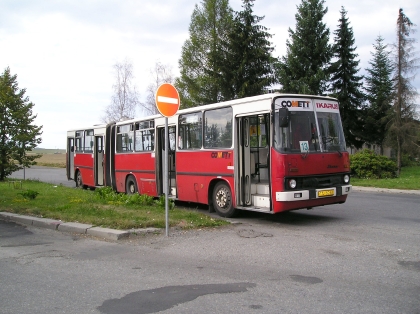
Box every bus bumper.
[275,185,352,202]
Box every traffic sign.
[155,83,180,117]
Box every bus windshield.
[274,102,346,154]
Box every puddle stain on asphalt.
[98,282,256,314]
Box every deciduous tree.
[103,59,139,122]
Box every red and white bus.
[66,93,352,217]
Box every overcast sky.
[1,0,419,149]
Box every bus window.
[204,107,232,148]
[75,131,83,153]
[84,129,94,152]
[179,112,202,150]
[135,120,155,151]
[116,124,134,152]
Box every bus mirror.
[278,108,290,127]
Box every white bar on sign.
[157,96,178,104]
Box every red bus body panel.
[114,152,157,196]
[176,150,235,205]
[270,148,350,213]
[74,153,94,187]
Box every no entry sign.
[155,83,180,117]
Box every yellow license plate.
[318,189,335,197]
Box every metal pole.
[165,117,169,237]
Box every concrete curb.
[352,186,420,195]
[0,212,161,241]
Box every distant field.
[33,153,66,168]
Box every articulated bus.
[66,93,352,217]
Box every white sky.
[1,0,419,149]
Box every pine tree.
[363,36,394,154]
[276,0,331,95]
[176,0,233,108]
[329,6,365,149]
[219,0,276,100]
[0,67,43,181]
[389,8,419,174]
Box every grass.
[0,180,229,230]
[351,166,420,190]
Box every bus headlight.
[289,179,297,189]
[343,174,350,184]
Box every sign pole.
[155,83,180,238]
[165,117,169,237]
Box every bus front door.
[67,137,75,180]
[238,117,252,206]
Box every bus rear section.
[66,125,108,189]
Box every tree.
[176,0,233,108]
[103,59,139,122]
[140,61,174,116]
[329,6,365,149]
[0,67,43,181]
[363,36,394,154]
[276,0,331,95]
[389,8,419,174]
[219,0,276,100]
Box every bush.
[350,149,398,179]
[94,187,155,206]
[18,189,39,200]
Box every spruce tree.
[276,0,331,95]
[0,67,43,180]
[219,0,276,100]
[329,6,365,149]
[389,8,419,174]
[176,0,233,108]
[364,36,394,154]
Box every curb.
[0,212,161,241]
[352,186,420,195]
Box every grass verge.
[0,180,229,230]
[351,166,420,190]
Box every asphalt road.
[1,189,419,313]
[9,166,75,188]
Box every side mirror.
[278,108,290,128]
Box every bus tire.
[76,171,83,188]
[126,175,138,195]
[213,181,237,218]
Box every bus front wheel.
[213,182,237,218]
[126,176,138,195]
[75,171,86,189]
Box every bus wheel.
[76,171,87,189]
[126,176,138,195]
[213,182,237,218]
[76,171,83,188]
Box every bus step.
[251,183,269,195]
[252,194,270,207]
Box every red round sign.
[155,83,180,117]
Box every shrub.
[94,187,155,206]
[18,189,39,200]
[350,149,398,179]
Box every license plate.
[318,189,335,197]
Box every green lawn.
[0,180,228,230]
[351,166,420,190]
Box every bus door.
[94,135,104,186]
[67,137,75,180]
[156,126,177,197]
[237,117,252,206]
